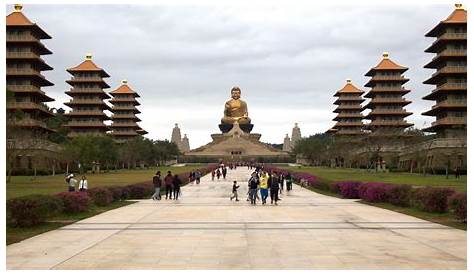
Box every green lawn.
[6,166,202,199]
[287,166,467,192]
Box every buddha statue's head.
[231,86,241,100]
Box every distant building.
[422,3,466,138]
[171,123,190,152]
[283,134,291,152]
[64,54,111,137]
[290,123,302,149]
[332,79,366,136]
[181,134,190,153]
[6,4,55,134]
[6,4,61,172]
[109,80,146,142]
[400,4,467,172]
[363,52,413,135]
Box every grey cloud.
[10,3,452,147]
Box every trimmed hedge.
[88,187,114,206]
[448,193,467,222]
[262,165,467,221]
[386,184,411,207]
[7,194,63,227]
[335,182,361,199]
[411,187,455,213]
[358,182,388,203]
[107,186,125,202]
[56,192,91,214]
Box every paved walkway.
[7,167,466,269]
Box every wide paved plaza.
[6,167,466,269]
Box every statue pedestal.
[219,123,253,134]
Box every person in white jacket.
[78,175,88,192]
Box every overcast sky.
[7,3,455,149]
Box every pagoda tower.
[290,123,302,148]
[283,134,291,152]
[136,128,148,136]
[109,80,143,142]
[422,4,467,138]
[332,79,365,136]
[171,123,184,151]
[64,54,111,137]
[181,134,190,153]
[363,52,413,135]
[6,4,55,134]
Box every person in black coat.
[270,172,280,205]
[172,174,182,200]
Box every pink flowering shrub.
[88,187,114,206]
[56,192,91,213]
[335,182,362,198]
[358,182,389,203]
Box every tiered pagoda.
[109,80,144,142]
[422,3,467,138]
[363,52,413,135]
[64,54,111,137]
[332,79,365,136]
[6,4,54,134]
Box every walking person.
[172,174,182,200]
[230,180,240,201]
[151,171,162,200]
[78,175,88,192]
[455,166,460,179]
[222,166,227,180]
[216,169,221,180]
[164,171,174,199]
[279,173,284,195]
[212,170,216,181]
[259,173,269,205]
[248,173,259,205]
[195,170,201,184]
[286,173,293,191]
[270,172,280,205]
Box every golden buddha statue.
[221,86,251,125]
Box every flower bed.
[261,165,467,222]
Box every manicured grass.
[6,166,201,199]
[7,200,135,245]
[359,201,466,231]
[287,166,467,192]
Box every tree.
[293,133,333,165]
[62,135,118,174]
[46,108,70,144]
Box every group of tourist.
[211,165,227,181]
[64,174,88,192]
[188,170,202,184]
[230,165,294,206]
[151,170,182,201]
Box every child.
[230,181,240,201]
